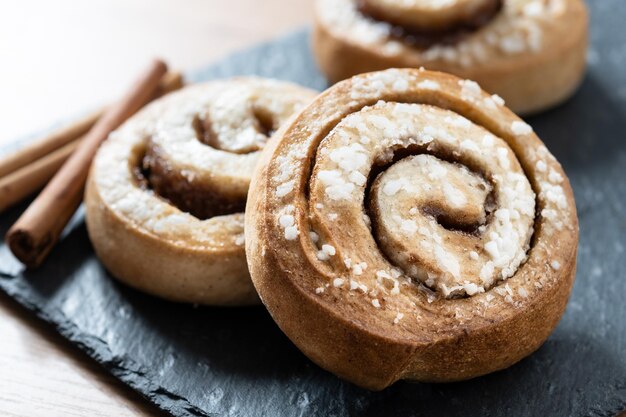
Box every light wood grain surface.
[0,1,311,415]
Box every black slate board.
[1,3,626,415]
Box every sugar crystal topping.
[317,0,567,67]
[95,79,314,250]
[303,100,554,301]
[266,70,572,321]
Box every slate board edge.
[0,30,314,417]
[0,273,211,417]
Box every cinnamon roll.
[85,78,316,305]
[245,69,578,389]
[312,0,588,114]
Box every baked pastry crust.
[85,77,315,305]
[245,69,578,389]
[312,0,588,115]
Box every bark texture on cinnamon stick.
[6,59,169,268]
[0,140,80,213]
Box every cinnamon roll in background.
[245,69,578,389]
[85,78,316,305]
[312,0,588,115]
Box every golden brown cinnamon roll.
[313,0,588,114]
[245,69,578,389]
[85,78,316,305]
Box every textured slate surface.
[1,2,626,415]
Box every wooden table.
[0,1,311,415]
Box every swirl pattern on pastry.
[86,77,316,305]
[245,69,578,389]
[313,0,588,114]
[358,0,503,41]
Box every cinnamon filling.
[357,0,503,48]
[365,146,497,238]
[134,144,245,220]
[130,109,280,219]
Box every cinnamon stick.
[0,111,98,179]
[0,139,80,213]
[6,59,168,267]
[0,71,183,179]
